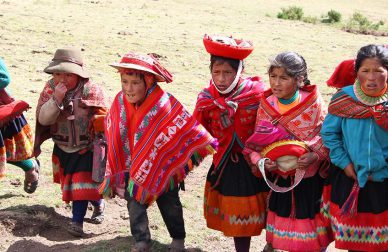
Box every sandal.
[67,221,84,237]
[91,200,105,224]
[24,159,40,194]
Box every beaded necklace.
[353,80,388,106]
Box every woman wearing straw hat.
[0,57,40,193]
[194,34,268,252]
[100,52,217,252]
[34,48,109,237]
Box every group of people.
[0,34,387,252]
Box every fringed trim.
[98,171,127,198]
[340,181,359,218]
[127,140,217,205]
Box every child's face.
[211,61,237,92]
[53,72,80,91]
[121,73,147,105]
[357,57,387,96]
[269,67,298,100]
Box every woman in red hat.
[34,48,109,237]
[100,52,217,252]
[194,34,268,252]
[321,44,388,252]
[0,57,40,193]
[245,52,332,252]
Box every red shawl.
[100,85,217,205]
[256,85,329,162]
[194,76,265,168]
[0,89,29,127]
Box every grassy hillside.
[1,0,387,251]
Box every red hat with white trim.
[110,52,173,83]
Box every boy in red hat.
[194,34,268,252]
[100,52,217,252]
[245,51,332,252]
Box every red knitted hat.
[203,34,254,60]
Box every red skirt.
[321,165,388,251]
[266,171,333,251]
[52,144,101,202]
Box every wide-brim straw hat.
[203,34,254,60]
[44,48,89,78]
[110,52,173,83]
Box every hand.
[298,152,318,170]
[264,159,277,172]
[53,82,67,104]
[344,163,357,180]
[249,152,261,166]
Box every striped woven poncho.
[100,85,217,205]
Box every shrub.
[327,9,341,23]
[345,12,382,33]
[277,6,304,20]
[302,16,318,24]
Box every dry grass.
[1,0,387,251]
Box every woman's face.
[211,61,237,92]
[53,72,79,90]
[121,73,147,105]
[269,67,298,100]
[357,57,388,96]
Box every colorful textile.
[266,171,332,251]
[194,77,265,168]
[204,154,268,237]
[34,79,108,157]
[321,166,388,251]
[101,85,217,205]
[255,85,329,163]
[266,211,332,252]
[0,114,34,179]
[328,85,388,131]
[52,145,101,202]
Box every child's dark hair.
[210,55,244,72]
[268,52,310,86]
[355,44,388,73]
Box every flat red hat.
[203,34,254,60]
[326,59,356,88]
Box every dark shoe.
[167,239,185,252]
[91,201,105,224]
[67,221,84,237]
[23,159,40,194]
